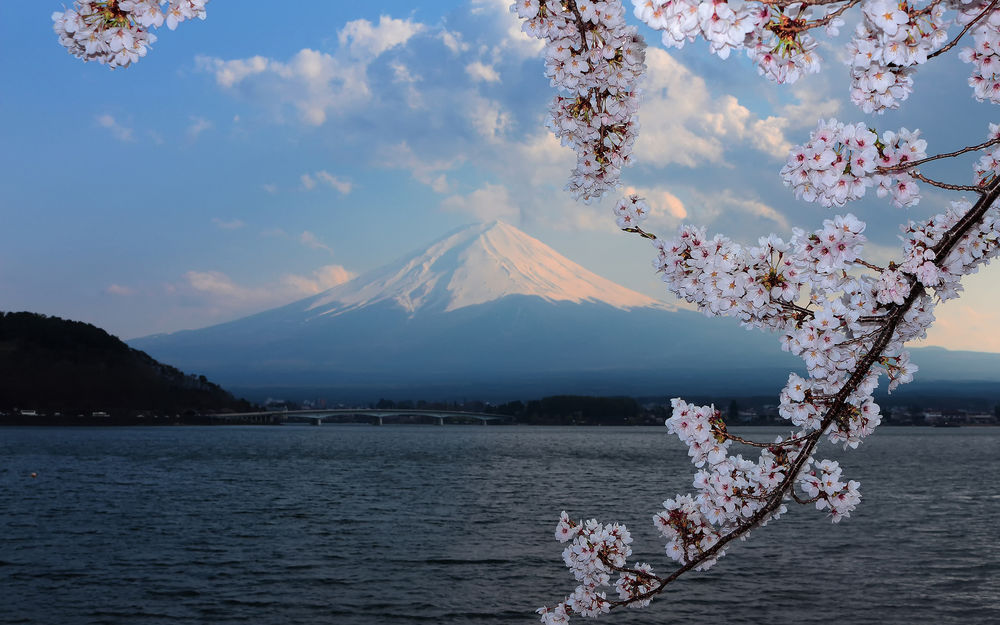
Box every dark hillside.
[0,311,250,417]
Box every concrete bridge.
[204,408,507,426]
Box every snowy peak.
[304,221,671,318]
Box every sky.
[1,1,998,352]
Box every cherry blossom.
[529,5,1000,621]
[53,1,207,68]
[51,0,1000,621]
[516,0,647,201]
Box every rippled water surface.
[1,425,998,624]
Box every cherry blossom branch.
[761,0,853,7]
[910,170,985,192]
[566,0,591,50]
[801,0,863,31]
[877,137,1000,173]
[927,0,1000,60]
[598,178,1000,613]
[852,258,885,272]
[723,431,815,448]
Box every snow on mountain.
[300,220,673,318]
[129,220,1000,400]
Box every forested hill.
[0,311,251,415]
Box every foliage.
[0,311,249,416]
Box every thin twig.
[877,136,1000,173]
[928,0,999,60]
[852,259,885,272]
[802,0,862,31]
[910,170,985,192]
[622,226,658,240]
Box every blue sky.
[1,1,997,350]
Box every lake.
[1,425,997,624]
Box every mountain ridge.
[130,222,1000,400]
[296,220,673,319]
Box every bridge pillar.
[375,416,383,426]
[481,419,487,425]
[435,416,444,426]
[311,417,322,426]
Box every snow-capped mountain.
[130,221,1000,400]
[298,220,671,318]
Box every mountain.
[130,221,1000,401]
[0,311,251,415]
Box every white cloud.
[180,264,356,314]
[198,16,423,127]
[96,114,133,142]
[465,94,511,141]
[301,171,352,194]
[470,0,543,57]
[466,61,500,83]
[212,218,246,230]
[187,116,213,139]
[441,183,521,222]
[693,188,790,231]
[300,231,335,255]
[637,49,791,167]
[104,284,135,296]
[439,29,469,54]
[209,55,269,88]
[338,15,424,59]
[316,171,353,194]
[378,141,463,192]
[780,83,842,130]
[281,265,357,295]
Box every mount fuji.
[130,221,1000,400]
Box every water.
[1,425,997,624]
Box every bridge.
[202,408,508,426]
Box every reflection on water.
[1,425,997,624]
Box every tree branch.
[928,0,999,60]
[605,177,1000,610]
[877,137,1000,173]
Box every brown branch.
[877,136,1000,173]
[910,170,984,192]
[857,314,889,324]
[725,431,815,448]
[761,0,852,7]
[928,0,999,60]
[622,226,658,240]
[802,0,862,32]
[852,259,885,272]
[565,0,591,50]
[792,492,822,505]
[599,177,1000,611]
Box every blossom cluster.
[513,0,647,201]
[516,0,1000,206]
[53,0,207,68]
[959,0,1000,103]
[797,458,862,522]
[543,512,643,621]
[632,0,823,84]
[781,119,928,209]
[899,196,1000,299]
[612,194,650,229]
[848,1,951,113]
[632,0,1000,110]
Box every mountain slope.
[130,222,1000,400]
[0,311,250,413]
[298,220,671,317]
